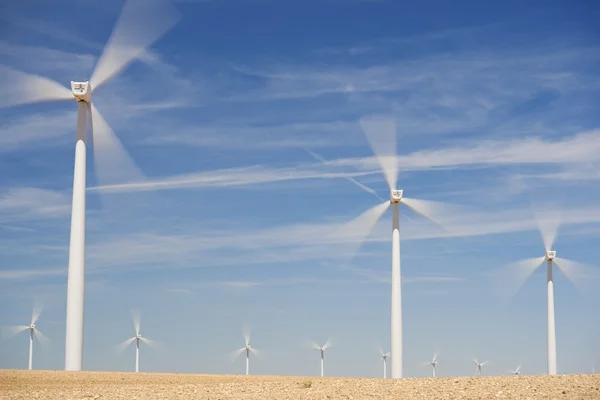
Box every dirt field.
[0,370,599,399]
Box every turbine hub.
[390,189,403,204]
[545,250,556,261]
[71,81,92,103]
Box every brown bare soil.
[0,370,599,399]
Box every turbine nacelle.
[390,189,403,204]
[71,81,92,103]
[545,250,556,261]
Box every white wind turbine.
[115,310,157,373]
[230,327,260,375]
[498,207,595,375]
[1,303,49,370]
[379,348,390,379]
[0,0,181,371]
[473,358,490,376]
[329,117,461,378]
[424,353,438,377]
[310,339,332,377]
[507,364,522,376]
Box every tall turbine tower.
[0,0,181,371]
[379,349,390,379]
[310,339,332,377]
[473,358,489,376]
[330,117,460,378]
[230,327,260,375]
[498,208,593,375]
[115,310,157,372]
[1,304,49,370]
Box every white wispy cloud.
[90,129,600,193]
[0,188,71,222]
[0,41,96,76]
[143,120,359,150]
[30,201,594,275]
[0,111,75,151]
[88,164,376,193]
[0,267,65,280]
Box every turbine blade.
[553,257,598,294]
[306,149,384,201]
[307,339,321,350]
[115,337,136,354]
[250,347,263,358]
[532,207,562,252]
[330,200,391,261]
[400,197,461,233]
[242,325,251,347]
[489,257,546,301]
[1,325,29,340]
[31,300,44,326]
[322,339,333,350]
[139,336,159,349]
[90,0,182,91]
[89,104,147,188]
[33,328,51,348]
[132,309,141,335]
[359,116,398,190]
[0,65,72,108]
[227,348,246,363]
[472,358,479,365]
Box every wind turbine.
[508,364,522,376]
[1,303,49,370]
[330,117,460,378]
[379,348,390,379]
[230,327,260,375]
[310,339,332,377]
[0,0,181,371]
[115,310,157,373]
[473,358,489,376]
[498,206,594,375]
[425,353,438,377]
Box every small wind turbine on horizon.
[496,205,595,376]
[1,303,49,370]
[310,339,332,377]
[378,348,390,379]
[508,364,522,376]
[115,310,157,373]
[0,0,182,371]
[424,353,438,377]
[230,327,260,375]
[320,117,462,379]
[473,358,490,376]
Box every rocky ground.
[0,370,599,399]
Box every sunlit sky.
[1,0,599,378]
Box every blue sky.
[1,0,600,377]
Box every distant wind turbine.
[0,0,182,371]
[328,117,461,378]
[310,339,332,377]
[230,327,260,375]
[115,310,157,372]
[425,353,438,377]
[508,364,522,376]
[473,358,490,376]
[379,348,390,379]
[1,303,49,370]
[498,205,595,375]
